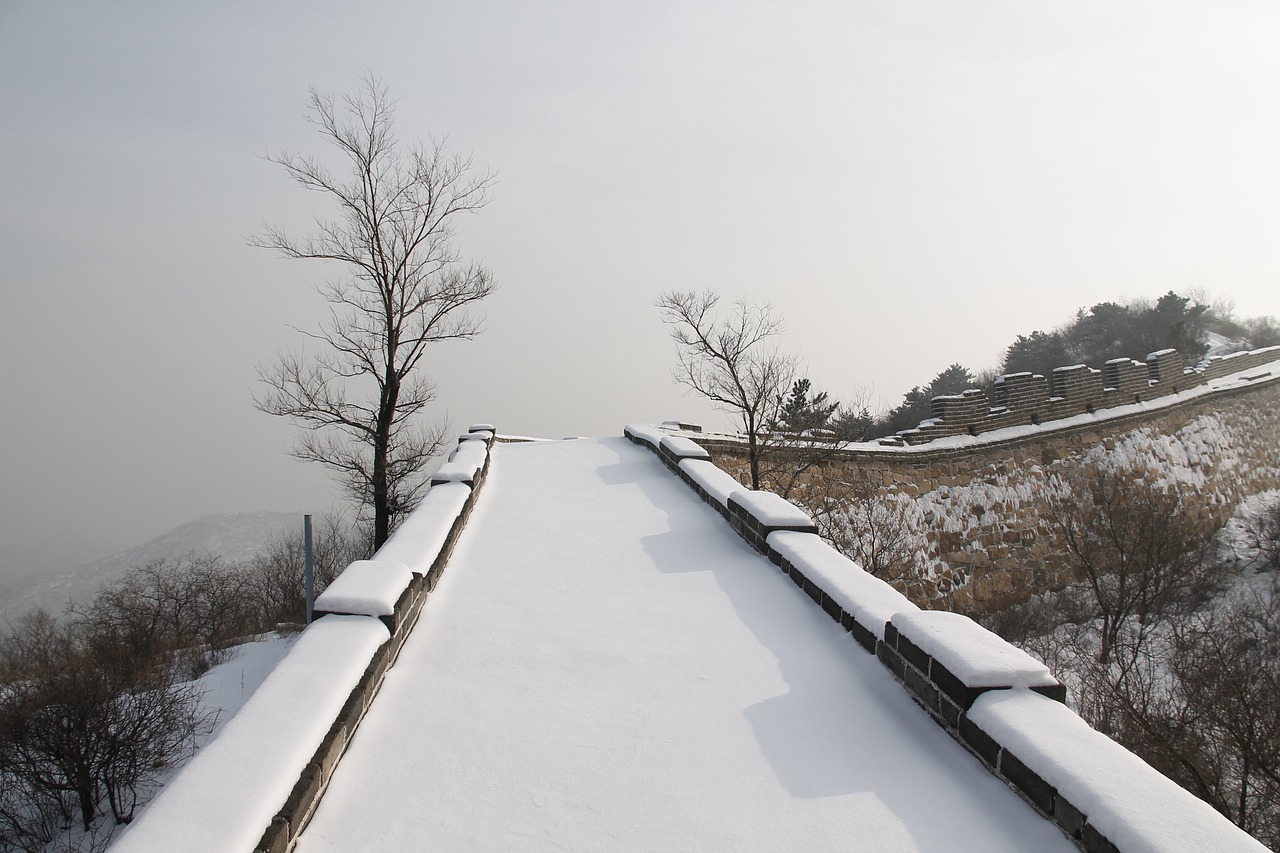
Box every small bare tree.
[74,555,256,677]
[0,611,209,836]
[1239,495,1280,571]
[808,470,925,588]
[1165,584,1280,844]
[1048,462,1222,666]
[254,76,496,547]
[245,514,367,628]
[655,290,793,489]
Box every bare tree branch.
[655,290,793,489]
[253,75,495,546]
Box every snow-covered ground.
[191,633,300,748]
[292,437,1074,852]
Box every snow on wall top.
[110,616,390,853]
[766,530,917,639]
[314,559,414,617]
[659,434,711,460]
[969,689,1269,853]
[891,610,1057,688]
[624,422,668,448]
[678,458,742,506]
[433,438,488,483]
[373,481,471,573]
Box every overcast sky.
[3,0,1280,576]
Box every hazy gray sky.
[3,0,1279,574]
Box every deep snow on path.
[295,437,1074,852]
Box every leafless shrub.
[1239,496,1280,572]
[71,555,256,678]
[985,461,1277,846]
[0,611,211,843]
[1048,461,1223,665]
[243,514,369,629]
[801,469,925,588]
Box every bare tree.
[1165,584,1280,844]
[0,611,209,837]
[254,76,496,547]
[73,555,256,677]
[655,290,794,489]
[1048,462,1222,666]
[1239,495,1280,571]
[245,514,367,628]
[808,470,925,588]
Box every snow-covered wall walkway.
[291,436,1077,852]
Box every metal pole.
[304,514,315,625]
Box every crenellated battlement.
[886,345,1280,446]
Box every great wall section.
[686,345,1280,612]
[110,381,1279,852]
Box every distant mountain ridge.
[0,511,305,625]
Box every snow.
[678,457,743,507]
[460,429,493,442]
[728,488,815,528]
[891,611,1057,689]
[192,635,299,746]
[624,422,667,448]
[111,616,390,853]
[767,530,918,639]
[433,437,489,483]
[658,434,710,460]
[291,438,1074,853]
[468,422,495,433]
[968,689,1269,853]
[314,559,414,617]
[372,482,470,573]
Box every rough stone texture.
[254,817,290,853]
[958,714,1001,768]
[1082,823,1122,853]
[699,373,1280,612]
[1000,749,1057,815]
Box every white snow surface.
[433,438,489,482]
[891,611,1057,688]
[968,690,1268,853]
[293,438,1073,853]
[314,559,414,617]
[766,530,918,639]
[678,457,743,507]
[729,488,816,528]
[371,482,470,573]
[111,616,390,853]
[659,434,710,459]
[623,422,667,448]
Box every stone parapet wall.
[256,428,494,853]
[688,371,1280,612]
